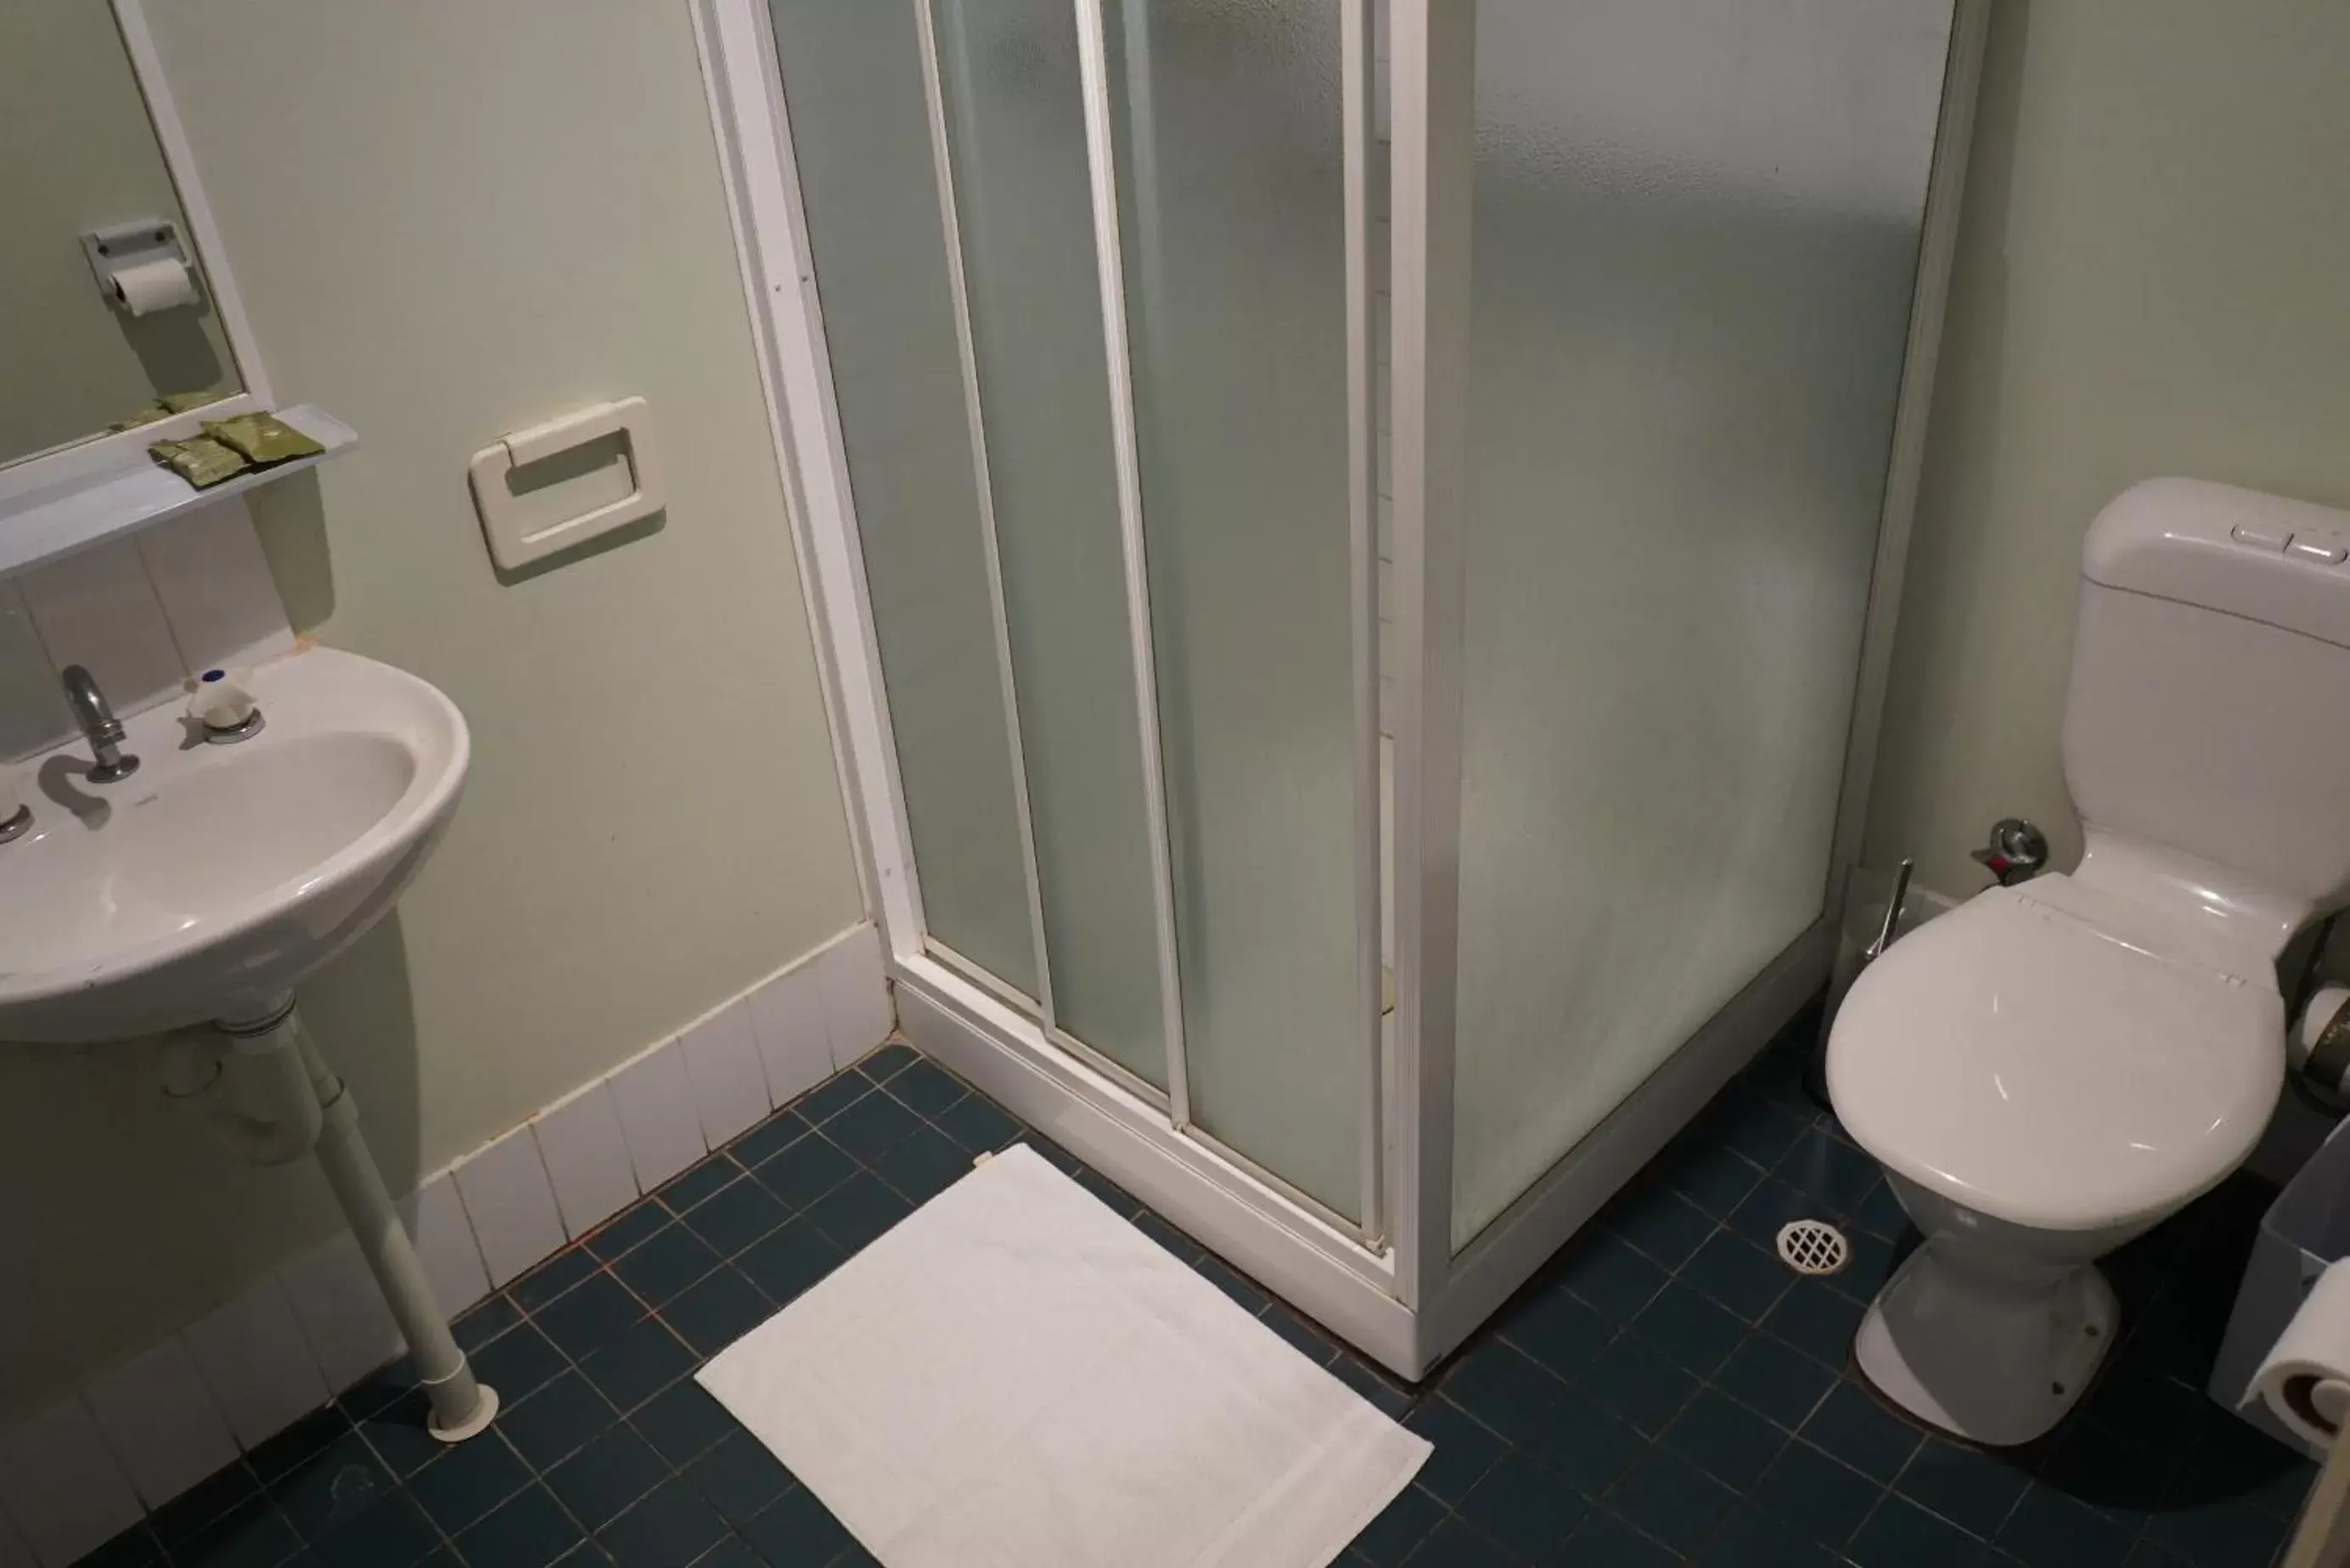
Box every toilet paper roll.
[2251,1259,2350,1447]
[108,256,197,316]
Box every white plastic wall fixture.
[467,396,666,571]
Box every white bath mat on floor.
[697,1143,1428,1568]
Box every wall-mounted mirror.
[0,3,245,470]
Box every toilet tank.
[2064,479,2350,908]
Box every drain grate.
[1776,1219,1849,1277]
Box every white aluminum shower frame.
[692,0,1987,1379]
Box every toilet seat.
[1828,878,2284,1234]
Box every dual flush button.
[2232,520,2348,564]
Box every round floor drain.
[1777,1219,1849,1276]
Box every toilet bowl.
[1824,476,2350,1446]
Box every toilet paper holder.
[81,217,199,313]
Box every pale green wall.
[1869,0,2350,896]
[0,0,862,1416]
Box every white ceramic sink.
[0,646,468,1043]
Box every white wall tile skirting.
[0,921,891,1567]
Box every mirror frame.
[0,0,272,507]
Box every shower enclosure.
[694,0,1985,1375]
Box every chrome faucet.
[61,665,139,783]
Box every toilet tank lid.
[2085,479,2350,649]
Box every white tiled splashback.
[0,497,292,765]
[0,922,893,1566]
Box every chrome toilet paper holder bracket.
[81,216,196,312]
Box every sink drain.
[1777,1219,1849,1277]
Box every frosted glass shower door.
[1446,1,1955,1249]
[1101,0,1364,1220]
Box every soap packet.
[149,436,250,489]
[202,412,325,465]
[109,391,230,432]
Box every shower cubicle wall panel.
[1443,0,1958,1252]
[766,0,1039,998]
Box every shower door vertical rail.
[1387,0,1475,1312]
[1341,0,1386,1250]
[1072,0,1194,1129]
[908,0,1063,1038]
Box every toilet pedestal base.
[1854,1240,2117,1447]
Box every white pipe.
[156,1007,498,1442]
[293,1023,498,1442]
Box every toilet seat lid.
[1827,881,2283,1233]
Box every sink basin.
[0,646,468,1043]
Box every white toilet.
[1828,477,2350,1447]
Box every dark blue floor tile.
[1697,1508,1841,1566]
[736,1218,846,1307]
[1553,1233,1669,1322]
[1702,1087,1810,1167]
[1897,1436,2032,1541]
[750,1133,857,1213]
[1605,1185,1718,1270]
[1071,1161,1139,1215]
[351,1391,445,1481]
[584,1202,672,1263]
[1716,1331,1838,1430]
[1347,1485,1446,1565]
[1662,1390,1788,1490]
[611,1223,723,1307]
[1830,1227,1905,1303]
[597,1478,728,1568]
[631,1378,735,1468]
[1579,1332,1700,1437]
[1852,1179,1909,1240]
[1800,1383,1921,1484]
[556,1547,617,1567]
[1456,1452,1588,1557]
[1661,1138,1769,1217]
[1260,1303,1338,1363]
[307,1492,438,1568]
[1753,1442,1883,1551]
[1728,1177,1820,1253]
[408,1431,528,1533]
[1133,1209,1203,1262]
[453,1295,521,1353]
[248,1406,354,1486]
[268,1430,392,1541]
[547,1425,670,1532]
[795,1073,873,1125]
[68,1524,164,1567]
[885,1059,967,1118]
[1403,1397,1509,1503]
[1848,1492,1987,1568]
[658,1155,743,1214]
[1762,1283,1866,1368]
[1331,1352,1415,1419]
[1607,1447,1737,1553]
[738,1483,857,1565]
[1495,1281,1609,1382]
[1526,1388,1642,1497]
[857,1041,918,1081]
[339,1358,421,1422]
[821,1090,923,1162]
[1998,1480,2139,1568]
[470,1321,567,1405]
[1774,1127,1883,1218]
[664,1266,775,1357]
[802,1172,914,1253]
[2139,1497,2291,1568]
[173,1494,300,1568]
[577,1317,697,1414]
[685,1431,796,1527]
[1399,1516,1515,1567]
[151,1460,261,1541]
[729,1109,812,1169]
[1561,1510,1680,1568]
[1194,1254,1272,1315]
[683,1178,790,1259]
[2078,1363,2210,1453]
[870,1126,975,1206]
[454,1485,582,1568]
[1442,1340,1569,1447]
[687,1542,762,1568]
[931,1093,1020,1155]
[1629,1282,1746,1378]
[536,1273,649,1361]
[1682,1231,1793,1322]
[501,1369,620,1470]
